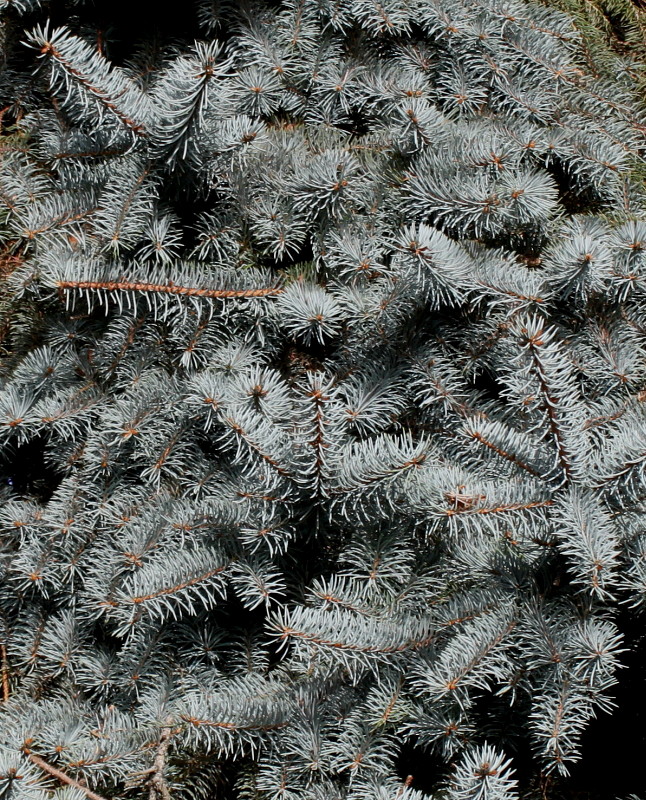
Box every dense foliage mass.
[0,1,645,798]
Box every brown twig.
[148,726,173,800]
[1,643,9,701]
[56,280,284,299]
[27,754,110,800]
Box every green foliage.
[539,0,646,195]
[540,0,646,77]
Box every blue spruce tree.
[0,1,645,798]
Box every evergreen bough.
[0,1,645,799]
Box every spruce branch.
[26,25,149,135]
[27,754,110,800]
[55,280,284,299]
[2,0,645,794]
[463,426,543,477]
[442,498,553,518]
